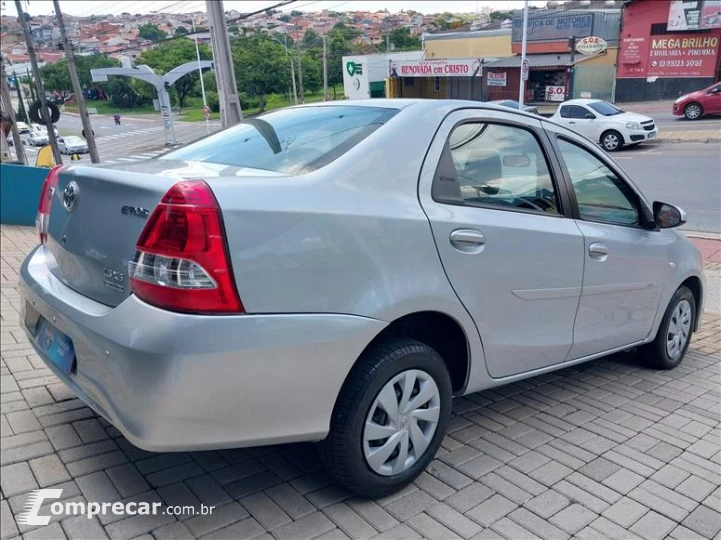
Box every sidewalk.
[690,236,721,263]
[0,224,720,540]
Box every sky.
[2,0,546,18]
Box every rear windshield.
[161,105,398,174]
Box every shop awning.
[486,53,589,69]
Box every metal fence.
[572,65,616,102]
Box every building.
[616,0,721,101]
[342,51,424,99]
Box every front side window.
[434,122,560,214]
[161,106,397,175]
[557,139,640,226]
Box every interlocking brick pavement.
[1,224,720,540]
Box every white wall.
[342,51,424,100]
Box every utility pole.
[296,40,304,103]
[53,0,99,163]
[518,0,529,108]
[15,0,62,165]
[568,35,577,100]
[322,34,328,100]
[0,59,27,164]
[206,0,242,127]
[191,19,210,133]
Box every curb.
[659,137,721,144]
[683,230,721,240]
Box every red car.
[673,81,721,120]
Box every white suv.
[551,99,658,151]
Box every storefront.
[342,51,423,100]
[616,0,721,101]
[385,57,490,100]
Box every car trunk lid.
[46,159,284,307]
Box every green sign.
[346,61,363,77]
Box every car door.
[704,83,721,114]
[418,110,584,379]
[57,138,65,152]
[546,124,670,359]
[558,104,599,141]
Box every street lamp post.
[192,19,210,133]
[273,36,298,105]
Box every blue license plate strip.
[36,318,75,375]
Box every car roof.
[295,98,543,120]
[561,99,608,106]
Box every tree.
[489,10,513,22]
[301,53,322,94]
[279,14,290,22]
[290,10,303,16]
[41,55,120,99]
[174,26,189,35]
[387,27,420,51]
[139,23,167,42]
[326,24,362,88]
[231,35,289,112]
[106,76,146,108]
[302,29,323,50]
[135,38,212,108]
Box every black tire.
[601,130,624,152]
[29,100,61,124]
[641,286,696,370]
[684,102,703,120]
[321,339,452,498]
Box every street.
[614,142,721,234]
[16,113,220,165]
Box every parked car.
[20,100,704,497]
[58,136,89,154]
[6,121,32,146]
[551,99,658,151]
[673,82,721,120]
[27,129,49,147]
[487,99,539,115]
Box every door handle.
[450,229,485,253]
[589,242,609,259]
[569,121,576,124]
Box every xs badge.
[103,268,124,292]
[121,205,150,218]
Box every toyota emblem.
[63,182,78,212]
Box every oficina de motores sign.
[512,13,593,42]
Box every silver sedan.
[20,100,704,497]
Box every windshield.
[588,101,624,116]
[64,137,83,144]
[161,106,398,174]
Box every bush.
[206,91,220,113]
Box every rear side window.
[433,122,560,215]
[161,106,397,175]
[560,105,590,119]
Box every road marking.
[115,157,137,162]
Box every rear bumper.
[20,246,386,452]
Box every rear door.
[418,109,584,379]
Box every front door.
[705,83,721,114]
[419,110,584,379]
[549,132,670,359]
[557,104,599,141]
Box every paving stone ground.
[1,225,720,540]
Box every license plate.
[36,318,75,375]
[648,132,656,139]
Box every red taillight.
[36,165,63,244]
[128,180,244,314]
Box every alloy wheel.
[685,104,702,120]
[603,133,620,151]
[363,369,441,476]
[666,299,692,359]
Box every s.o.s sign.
[576,36,608,55]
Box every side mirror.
[653,201,686,229]
[584,113,596,120]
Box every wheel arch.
[345,310,471,397]
[600,128,624,147]
[684,102,704,118]
[681,275,704,331]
